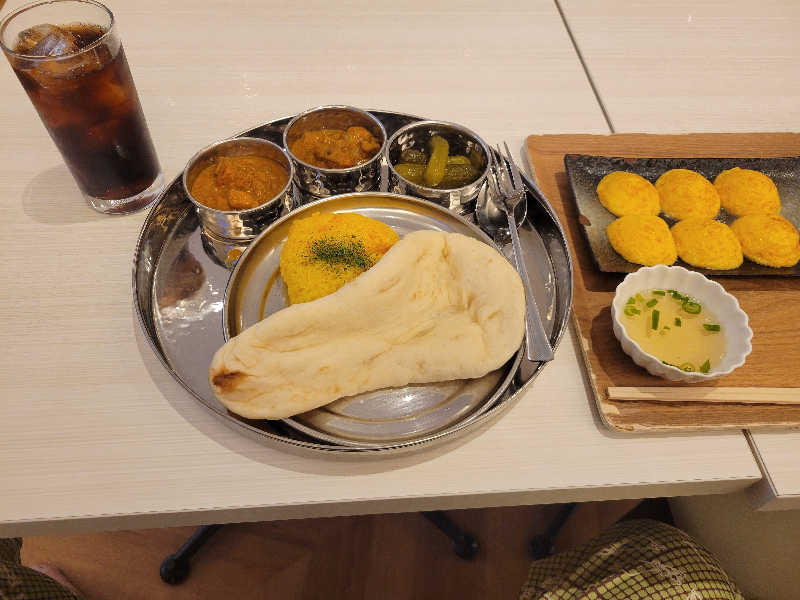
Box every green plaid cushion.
[0,538,83,600]
[520,519,744,600]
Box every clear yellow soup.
[621,288,727,373]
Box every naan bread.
[209,230,525,419]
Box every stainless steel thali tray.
[132,110,573,455]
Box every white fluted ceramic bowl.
[611,265,753,382]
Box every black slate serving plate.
[564,154,800,276]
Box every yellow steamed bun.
[656,169,720,221]
[596,171,660,217]
[607,214,677,266]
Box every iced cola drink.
[0,0,162,213]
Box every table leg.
[421,511,479,560]
[160,524,224,585]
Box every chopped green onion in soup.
[621,288,726,373]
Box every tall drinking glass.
[1,0,163,214]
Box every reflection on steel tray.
[132,110,573,455]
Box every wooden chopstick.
[607,387,800,405]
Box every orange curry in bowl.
[289,126,381,169]
[190,155,288,211]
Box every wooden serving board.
[525,133,800,432]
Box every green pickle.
[396,162,478,188]
[423,135,449,187]
[394,163,425,184]
[393,141,481,188]
[469,147,484,169]
[400,149,427,165]
[440,164,478,188]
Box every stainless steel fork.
[490,143,554,362]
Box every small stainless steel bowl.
[385,120,491,214]
[183,137,294,241]
[283,105,386,198]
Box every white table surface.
[560,0,800,510]
[0,0,760,537]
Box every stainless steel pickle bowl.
[132,109,573,457]
[385,120,490,214]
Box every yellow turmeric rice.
[279,212,399,304]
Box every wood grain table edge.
[525,132,800,433]
[744,431,782,510]
[742,432,800,511]
[0,473,761,538]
